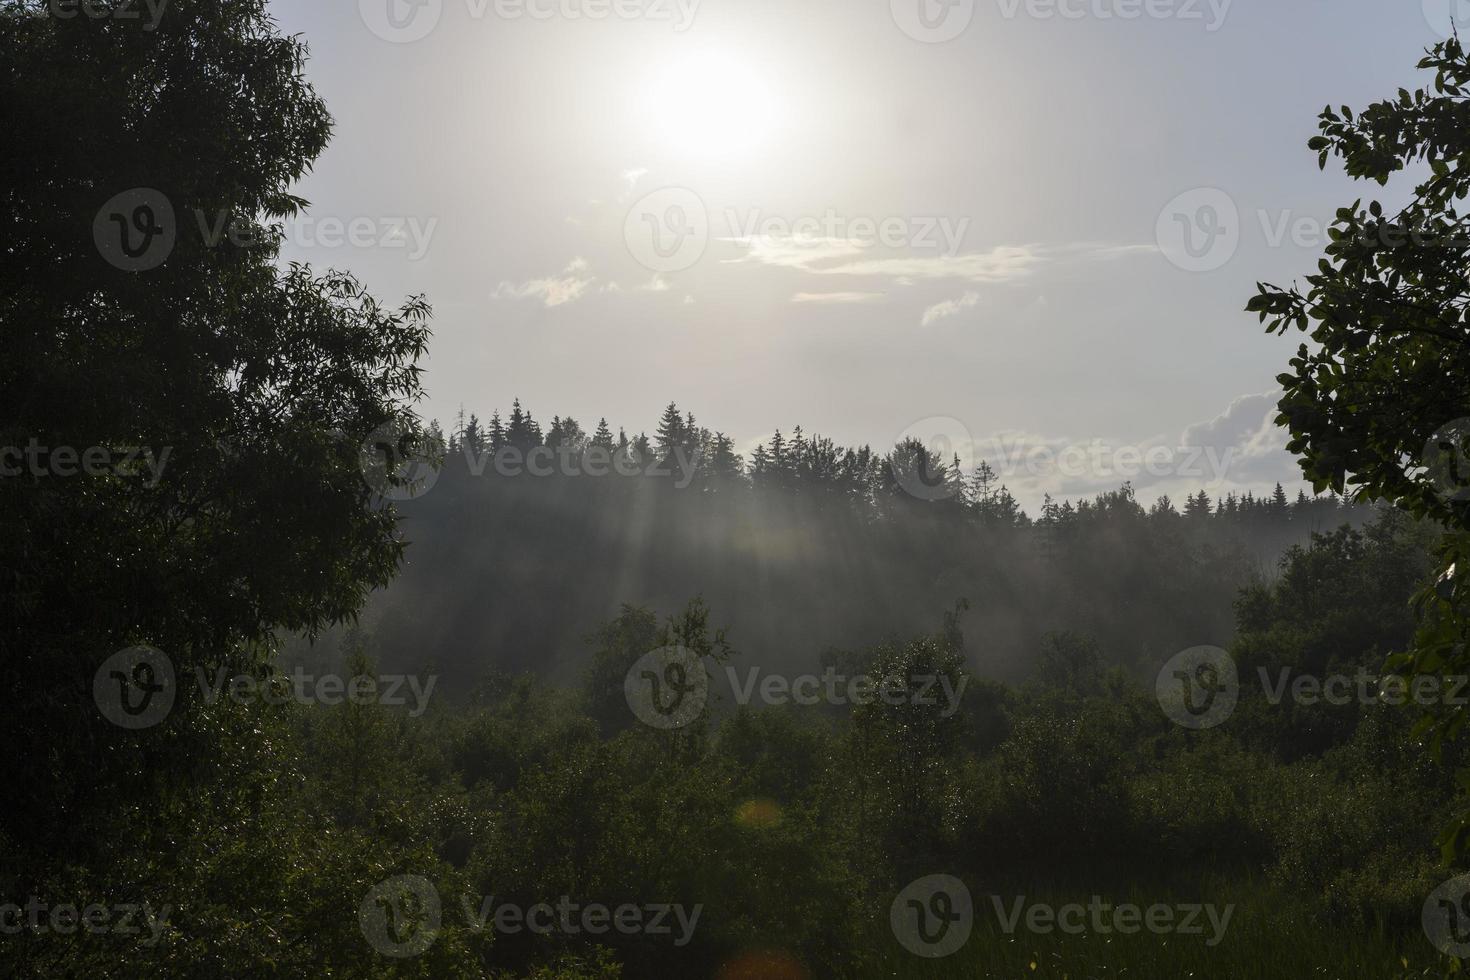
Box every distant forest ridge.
[324,399,1383,689]
[420,397,1346,524]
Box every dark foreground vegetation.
[6,508,1460,977]
[9,0,1470,977]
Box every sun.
[636,49,783,164]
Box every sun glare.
[636,50,782,163]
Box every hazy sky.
[267,0,1454,509]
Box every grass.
[860,876,1450,980]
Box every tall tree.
[488,409,506,450]
[1,0,432,850]
[1247,37,1470,855]
[591,417,615,450]
[655,401,685,459]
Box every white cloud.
[792,291,883,304]
[1180,390,1294,485]
[931,390,1304,513]
[920,291,980,326]
[723,235,868,272]
[493,257,594,308]
[820,246,1045,283]
[726,238,1150,286]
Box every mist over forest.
[289,398,1377,694]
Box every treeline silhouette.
[331,399,1376,691]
